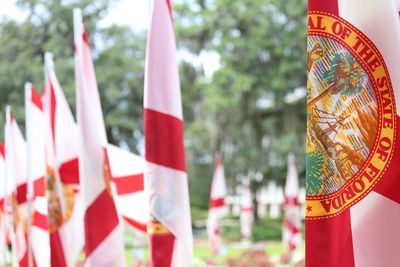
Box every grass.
[193,239,246,260]
[122,217,305,266]
[123,239,305,267]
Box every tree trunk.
[253,197,259,223]
[250,181,259,222]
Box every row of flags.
[207,155,301,257]
[306,0,400,266]
[1,13,147,267]
[0,0,193,266]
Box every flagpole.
[24,83,34,267]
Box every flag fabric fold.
[307,1,400,266]
[207,156,227,254]
[144,0,193,265]
[74,8,126,267]
[25,83,50,267]
[106,144,147,232]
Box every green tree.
[174,0,308,215]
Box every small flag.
[144,0,193,265]
[25,83,50,267]
[74,8,126,267]
[240,185,253,240]
[283,154,301,253]
[307,1,400,266]
[207,156,227,254]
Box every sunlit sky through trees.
[1,0,150,31]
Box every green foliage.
[175,0,307,210]
[95,25,146,150]
[191,206,209,222]
[188,161,213,210]
[252,217,283,242]
[221,223,242,242]
[217,217,286,242]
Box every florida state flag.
[283,155,300,253]
[240,185,253,240]
[44,52,85,267]
[307,1,400,266]
[207,156,227,254]
[144,0,193,266]
[25,83,50,267]
[74,8,126,267]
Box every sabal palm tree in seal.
[308,52,366,108]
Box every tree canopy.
[175,0,307,211]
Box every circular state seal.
[306,12,396,220]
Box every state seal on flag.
[306,12,396,219]
[47,169,75,232]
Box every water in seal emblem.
[306,12,396,219]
